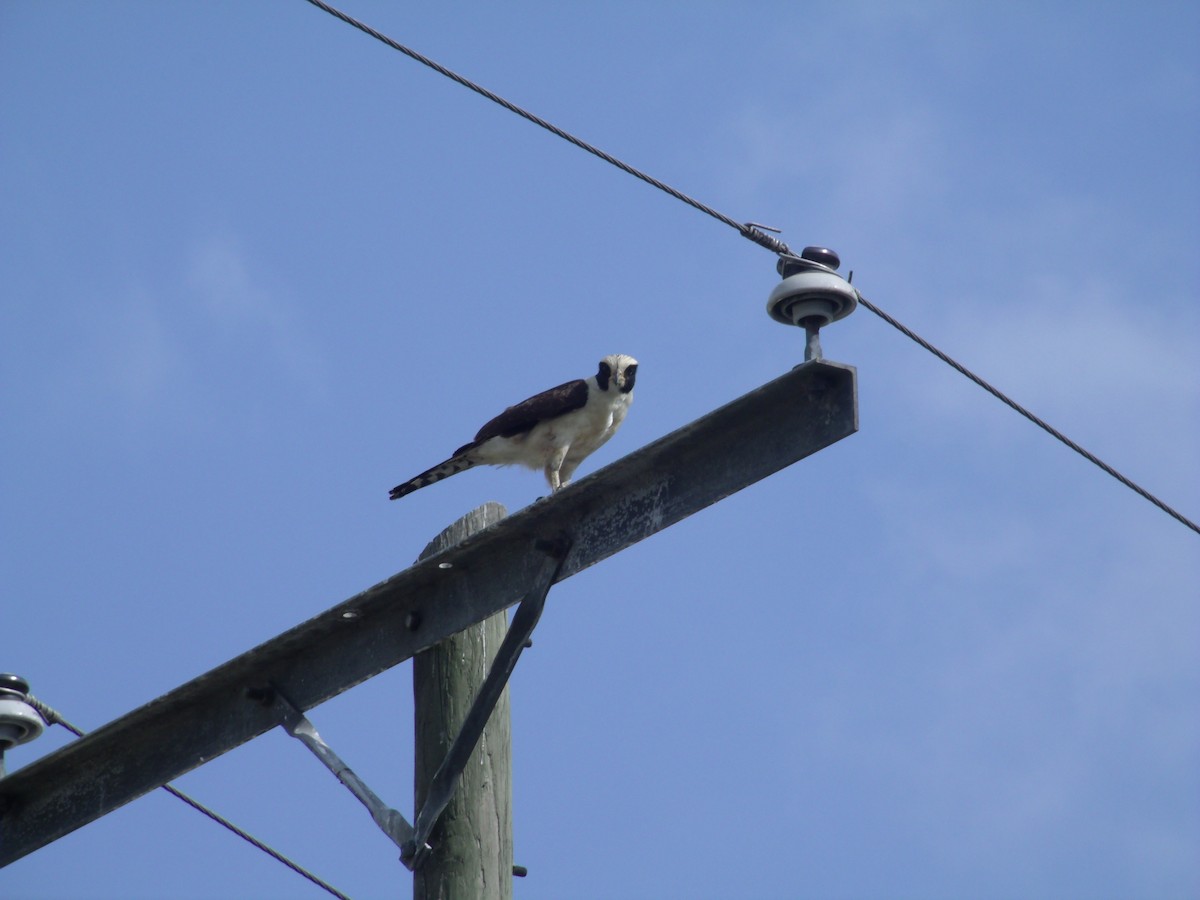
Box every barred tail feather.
[388,455,478,500]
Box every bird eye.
[597,362,612,390]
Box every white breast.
[471,380,632,475]
[562,388,631,465]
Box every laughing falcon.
[389,354,638,500]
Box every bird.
[389,354,638,501]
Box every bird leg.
[544,447,569,491]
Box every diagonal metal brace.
[272,688,416,850]
[401,538,570,870]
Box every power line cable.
[26,696,352,900]
[300,0,789,256]
[852,295,1199,535]
[301,0,1199,537]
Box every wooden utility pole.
[413,502,513,900]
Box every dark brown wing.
[453,379,589,456]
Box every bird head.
[596,354,638,394]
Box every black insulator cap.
[801,246,841,270]
[0,673,31,697]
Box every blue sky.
[2,2,1197,898]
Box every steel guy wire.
[26,696,352,900]
[302,0,1198,537]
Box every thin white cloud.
[720,94,953,233]
[904,272,1200,499]
[75,236,331,434]
[102,284,183,412]
[185,236,329,400]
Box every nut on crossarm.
[0,674,46,777]
[766,246,857,361]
